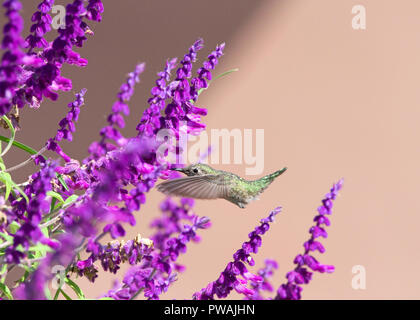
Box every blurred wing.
[156,175,229,199]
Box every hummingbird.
[156,164,287,208]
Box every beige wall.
[7,0,420,299]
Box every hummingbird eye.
[193,168,199,174]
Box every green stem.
[0,135,69,191]
[195,68,239,97]
[0,116,15,157]
[5,146,47,172]
[0,135,33,156]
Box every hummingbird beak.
[171,167,185,172]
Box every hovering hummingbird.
[157,164,287,208]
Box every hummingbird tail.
[267,167,287,180]
[252,167,287,192]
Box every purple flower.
[88,63,145,161]
[26,0,55,52]
[136,57,179,136]
[75,235,154,282]
[137,39,223,139]
[0,0,31,115]
[275,179,343,300]
[105,198,211,300]
[246,259,278,300]
[190,43,225,101]
[14,265,47,300]
[150,197,196,250]
[163,40,223,137]
[55,159,90,191]
[45,88,86,164]
[5,161,59,264]
[86,0,104,22]
[55,88,86,142]
[193,207,282,300]
[12,0,103,111]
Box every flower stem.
[0,116,15,157]
[5,146,47,172]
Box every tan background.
[6,0,420,299]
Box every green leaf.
[59,288,72,300]
[16,270,30,284]
[41,226,49,238]
[57,175,69,191]
[0,282,13,300]
[0,116,16,157]
[28,243,53,259]
[99,297,115,300]
[63,194,78,207]
[0,172,13,200]
[52,229,66,235]
[65,278,85,300]
[53,288,61,300]
[44,285,52,300]
[0,135,39,156]
[11,182,29,204]
[49,198,57,214]
[8,221,20,234]
[0,231,12,243]
[0,264,7,279]
[47,191,64,204]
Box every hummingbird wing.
[156,175,229,199]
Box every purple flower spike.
[275,179,343,300]
[74,235,154,282]
[88,63,145,161]
[46,88,87,163]
[190,42,225,101]
[193,207,282,300]
[86,0,104,22]
[0,0,28,116]
[26,0,55,52]
[137,40,205,137]
[55,88,86,142]
[246,259,279,300]
[136,57,177,136]
[11,0,104,111]
[5,160,59,264]
[102,198,211,300]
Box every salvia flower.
[190,42,225,101]
[105,198,211,300]
[88,63,145,161]
[150,197,196,250]
[192,207,282,300]
[86,0,104,22]
[0,0,28,115]
[46,88,87,163]
[26,0,55,52]
[74,234,154,282]
[246,259,279,300]
[13,0,103,111]
[5,160,59,264]
[275,179,343,300]
[136,57,177,136]
[163,40,224,137]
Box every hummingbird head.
[171,163,215,176]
